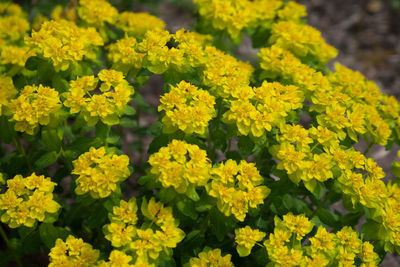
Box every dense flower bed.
[0,0,399,266]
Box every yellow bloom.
[117,12,166,39]
[77,0,118,27]
[0,173,59,228]
[49,236,100,267]
[159,81,216,135]
[148,140,211,194]
[188,248,234,267]
[235,226,266,257]
[0,75,17,116]
[72,147,130,198]
[9,84,61,135]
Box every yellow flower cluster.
[206,159,270,221]
[148,140,211,194]
[77,0,118,27]
[187,248,234,267]
[25,19,103,71]
[264,213,379,266]
[270,21,338,64]
[0,173,60,228]
[259,46,396,145]
[200,45,253,99]
[97,250,135,267]
[159,81,216,135]
[0,75,17,116]
[235,226,266,257]
[0,6,29,43]
[9,84,61,135]
[223,81,304,137]
[0,45,35,67]
[193,0,308,41]
[62,69,134,126]
[49,235,100,267]
[117,12,166,39]
[107,37,145,74]
[104,197,185,265]
[71,147,130,198]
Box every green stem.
[0,224,23,267]
[364,138,373,156]
[13,136,32,172]
[310,191,335,219]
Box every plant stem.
[310,191,335,219]
[13,136,32,172]
[0,224,23,267]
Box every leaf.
[361,220,381,240]
[34,151,59,170]
[122,105,136,116]
[52,75,70,94]
[238,136,255,157]
[25,56,42,70]
[66,136,102,154]
[209,208,227,242]
[185,184,200,202]
[236,245,251,257]
[41,128,62,152]
[39,223,70,249]
[316,208,338,228]
[0,116,16,144]
[176,199,198,220]
[95,121,111,140]
[148,134,169,154]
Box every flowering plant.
[0,0,399,266]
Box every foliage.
[0,0,399,266]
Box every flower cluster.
[97,250,134,267]
[263,213,379,266]
[187,248,234,267]
[193,0,308,41]
[0,75,17,116]
[103,197,185,265]
[71,147,130,198]
[235,226,266,257]
[107,37,145,74]
[270,21,338,64]
[48,235,100,267]
[9,84,61,135]
[223,81,303,137]
[62,69,134,125]
[0,173,60,228]
[159,81,216,135]
[77,0,118,28]
[117,12,166,39]
[0,6,29,43]
[148,140,211,195]
[206,160,270,221]
[25,19,103,71]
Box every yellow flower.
[207,160,270,221]
[25,19,103,71]
[77,0,119,27]
[72,147,130,198]
[63,70,134,125]
[117,12,166,39]
[0,75,17,116]
[148,140,211,194]
[9,84,61,135]
[98,250,133,267]
[159,81,216,135]
[278,1,307,22]
[188,248,234,267]
[0,173,59,228]
[235,226,266,257]
[0,15,29,42]
[49,235,100,267]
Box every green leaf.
[66,136,102,154]
[39,223,70,249]
[185,184,200,202]
[34,151,59,170]
[316,208,338,227]
[95,121,111,140]
[120,117,137,128]
[237,245,251,257]
[361,220,381,240]
[41,128,62,152]
[0,116,16,144]
[176,199,198,220]
[209,208,227,242]
[238,136,254,157]
[148,134,169,154]
[25,56,42,70]
[122,105,136,116]
[52,75,70,94]
[159,187,177,203]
